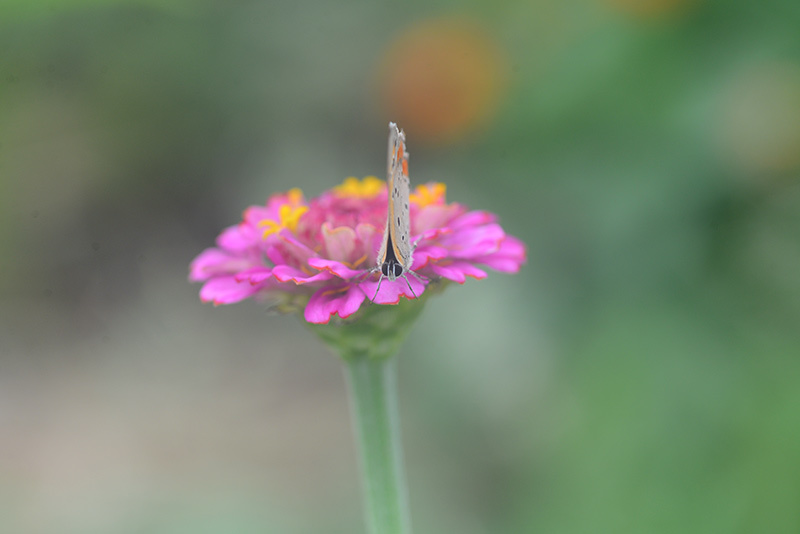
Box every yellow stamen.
[286,188,303,206]
[280,204,308,233]
[333,176,385,198]
[410,182,447,207]
[260,220,282,238]
[259,204,309,238]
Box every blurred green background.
[2,0,799,532]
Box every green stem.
[345,355,411,534]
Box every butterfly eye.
[391,263,404,278]
[381,263,392,277]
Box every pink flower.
[190,177,526,324]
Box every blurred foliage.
[1,0,799,533]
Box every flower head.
[190,177,526,324]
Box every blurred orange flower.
[376,18,508,145]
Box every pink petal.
[243,205,273,227]
[199,276,260,305]
[410,246,448,269]
[266,190,306,212]
[443,223,507,258]
[502,235,527,257]
[233,266,273,285]
[308,258,367,280]
[265,245,289,265]
[449,210,497,229]
[217,224,257,251]
[321,223,357,262]
[189,248,254,281]
[479,258,521,272]
[304,284,367,324]
[359,273,426,304]
[355,223,381,263]
[473,236,527,272]
[430,261,488,283]
[413,204,464,233]
[272,265,334,284]
[416,227,453,242]
[277,232,317,263]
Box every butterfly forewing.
[387,123,412,267]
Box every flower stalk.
[345,355,411,534]
[308,297,429,534]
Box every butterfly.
[369,122,425,301]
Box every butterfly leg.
[354,266,379,284]
[371,273,386,302]
[410,234,424,252]
[400,273,419,300]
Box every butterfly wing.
[378,122,410,266]
[387,123,413,267]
